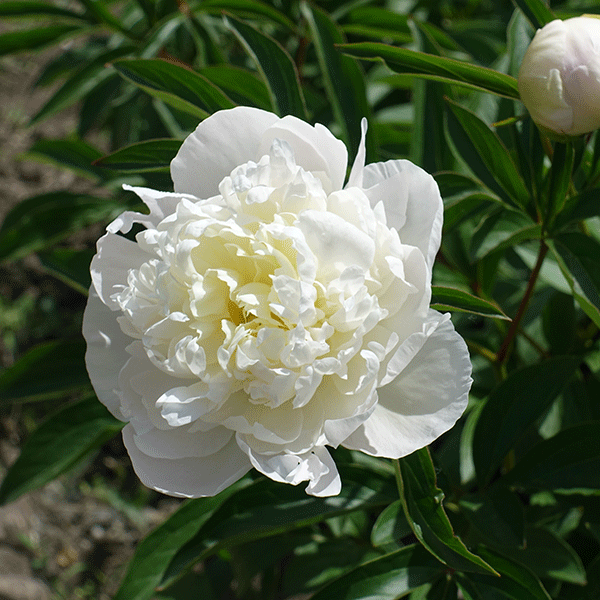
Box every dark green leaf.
[224,15,307,118]
[0,24,85,56]
[550,233,600,328]
[457,546,552,600]
[0,340,90,404]
[113,480,253,600]
[78,0,139,39]
[460,486,525,549]
[31,47,133,125]
[444,192,498,231]
[342,6,412,44]
[0,191,122,262]
[37,248,94,295]
[197,0,296,32]
[473,357,578,486]
[512,0,555,30]
[199,66,271,110]
[553,188,600,230]
[340,42,520,99]
[431,286,509,320]
[546,142,574,228]
[112,59,236,120]
[517,526,587,584]
[0,1,88,20]
[446,98,530,210]
[506,422,600,495]
[371,499,413,551]
[23,138,105,180]
[398,449,498,575]
[301,3,371,157]
[94,139,182,172]
[310,544,444,600]
[161,466,395,587]
[0,396,122,505]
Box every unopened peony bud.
[518,16,600,137]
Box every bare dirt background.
[0,47,181,600]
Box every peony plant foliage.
[83,107,471,498]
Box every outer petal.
[82,288,130,421]
[90,232,152,310]
[259,116,348,192]
[123,426,251,498]
[360,160,443,273]
[171,107,280,198]
[342,314,471,458]
[237,436,341,497]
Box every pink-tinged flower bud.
[518,16,600,136]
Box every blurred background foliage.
[1,0,600,598]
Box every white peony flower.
[83,107,471,498]
[518,16,600,136]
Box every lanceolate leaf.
[0,340,90,404]
[506,422,600,495]
[224,15,307,119]
[199,66,271,110]
[0,396,123,505]
[113,59,236,120]
[0,1,89,20]
[431,286,510,320]
[310,544,444,600]
[198,0,297,33]
[513,0,556,30]
[550,233,600,328]
[160,466,396,589]
[94,139,182,172]
[0,24,86,56]
[397,449,498,575]
[456,547,552,600]
[446,98,530,210]
[339,42,520,99]
[38,248,94,295]
[301,2,371,157]
[473,357,578,487]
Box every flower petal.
[82,289,130,421]
[171,107,280,198]
[342,315,471,458]
[259,116,348,192]
[361,160,443,272]
[123,425,251,498]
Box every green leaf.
[550,233,600,328]
[339,42,520,99]
[0,191,122,262]
[310,544,444,600]
[224,15,307,119]
[113,480,253,600]
[161,466,395,588]
[457,547,552,600]
[196,0,296,32]
[516,526,587,585]
[545,142,574,228]
[0,1,88,20]
[0,24,85,56]
[473,357,578,487]
[0,396,122,505]
[0,340,91,404]
[342,6,412,44]
[459,486,525,549]
[512,0,555,30]
[23,138,105,180]
[470,209,540,260]
[301,2,371,157]
[94,139,182,172]
[397,449,498,575]
[37,248,93,295]
[553,188,600,230]
[431,286,509,320]
[31,47,133,125]
[371,499,413,551]
[506,422,600,495]
[446,98,531,210]
[199,66,271,110]
[112,59,236,120]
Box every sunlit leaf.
[431,286,510,320]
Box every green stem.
[393,458,404,499]
[496,240,548,365]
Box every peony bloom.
[83,107,471,497]
[518,16,600,136]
